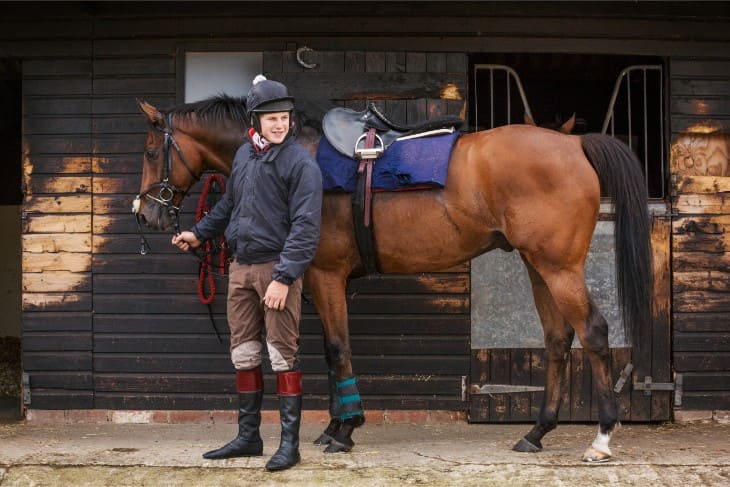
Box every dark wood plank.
[570,349,591,421]
[22,312,92,332]
[22,293,92,312]
[92,334,468,356]
[674,291,730,313]
[345,51,365,73]
[30,390,93,409]
[93,313,470,336]
[385,52,405,73]
[406,52,426,73]
[612,348,632,420]
[680,392,730,410]
[365,52,385,73]
[277,72,466,101]
[92,272,469,295]
[93,293,467,315]
[509,349,532,421]
[22,332,92,352]
[530,349,546,420]
[674,333,730,352]
[469,349,491,422]
[674,352,730,371]
[93,354,468,375]
[30,372,93,390]
[681,373,730,391]
[23,351,92,371]
[92,392,463,411]
[94,373,461,396]
[651,217,672,420]
[489,349,510,422]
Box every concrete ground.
[1,418,729,486]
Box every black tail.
[581,133,652,348]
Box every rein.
[195,174,228,305]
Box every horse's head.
[134,97,248,231]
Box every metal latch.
[22,372,31,406]
[633,374,683,406]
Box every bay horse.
[134,95,651,463]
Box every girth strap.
[351,127,379,275]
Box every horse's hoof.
[313,433,334,446]
[582,445,612,463]
[512,437,542,453]
[323,438,353,454]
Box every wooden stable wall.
[670,56,730,411]
[3,1,730,413]
[20,30,95,408]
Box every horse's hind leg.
[513,258,575,453]
[524,258,619,462]
[304,267,365,454]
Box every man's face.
[259,111,290,144]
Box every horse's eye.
[145,149,157,160]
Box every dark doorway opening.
[468,53,666,198]
[0,59,22,205]
[0,59,22,422]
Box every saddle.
[321,104,463,277]
[323,103,463,159]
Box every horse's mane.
[166,94,248,125]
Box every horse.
[134,95,652,463]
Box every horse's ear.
[560,113,576,134]
[523,112,536,126]
[137,99,165,128]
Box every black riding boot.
[203,367,264,459]
[265,370,302,471]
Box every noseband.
[133,113,201,253]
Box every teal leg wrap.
[328,370,343,418]
[336,376,364,422]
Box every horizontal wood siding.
[15,15,95,408]
[672,177,730,410]
[670,48,730,411]
[88,45,471,410]
[3,2,728,413]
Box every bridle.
[132,113,201,253]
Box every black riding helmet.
[246,75,295,132]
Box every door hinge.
[469,383,544,395]
[22,372,31,406]
[633,374,683,407]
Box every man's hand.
[263,280,289,311]
[171,231,201,251]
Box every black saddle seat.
[323,103,463,159]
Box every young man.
[172,75,323,471]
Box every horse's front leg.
[304,267,365,453]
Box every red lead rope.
[195,174,227,305]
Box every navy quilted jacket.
[191,137,322,284]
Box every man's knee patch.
[231,340,262,370]
[266,341,293,372]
